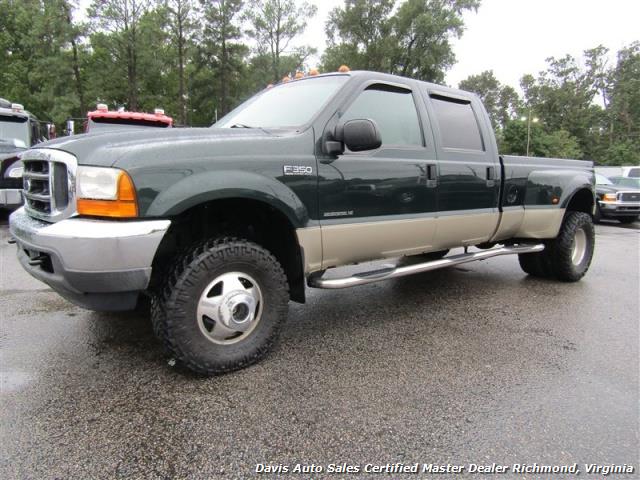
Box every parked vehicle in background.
[84,104,173,133]
[620,166,640,178]
[610,176,640,189]
[595,166,640,179]
[594,173,640,224]
[0,99,50,210]
[10,70,597,375]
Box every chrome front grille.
[21,149,77,222]
[619,191,640,203]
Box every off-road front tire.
[151,237,289,375]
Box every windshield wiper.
[229,123,255,129]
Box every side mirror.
[335,118,382,152]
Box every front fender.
[145,170,309,228]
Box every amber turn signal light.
[77,171,138,218]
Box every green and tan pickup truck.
[9,71,596,375]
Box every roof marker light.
[11,103,24,112]
[154,108,165,116]
[96,103,108,112]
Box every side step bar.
[308,244,545,289]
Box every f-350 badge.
[283,165,313,176]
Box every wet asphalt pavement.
[1,210,638,479]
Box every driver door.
[317,81,439,269]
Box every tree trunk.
[129,28,138,110]
[178,12,186,125]
[64,4,86,116]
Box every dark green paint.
[34,71,594,228]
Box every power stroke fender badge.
[283,165,313,176]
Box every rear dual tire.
[518,211,595,282]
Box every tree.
[500,120,583,159]
[391,0,479,82]
[245,0,317,82]
[459,70,520,129]
[165,0,197,125]
[605,42,640,164]
[200,0,247,116]
[517,48,612,160]
[323,0,395,72]
[88,0,154,110]
[0,0,86,123]
[322,0,479,83]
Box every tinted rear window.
[429,94,484,151]
[628,168,640,178]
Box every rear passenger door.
[423,90,501,248]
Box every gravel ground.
[1,211,638,479]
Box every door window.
[341,85,423,147]
[429,94,484,151]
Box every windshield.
[612,176,640,188]
[0,115,29,147]
[216,75,349,129]
[595,173,613,185]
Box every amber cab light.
[77,171,138,218]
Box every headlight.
[76,166,138,217]
[7,164,24,178]
[601,193,617,202]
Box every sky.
[302,0,640,90]
[78,0,640,91]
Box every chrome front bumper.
[598,200,640,216]
[0,188,22,207]
[9,207,170,311]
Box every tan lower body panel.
[296,227,323,274]
[516,208,565,238]
[296,207,565,274]
[490,208,525,242]
[433,212,499,249]
[320,216,438,269]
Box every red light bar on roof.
[87,109,174,126]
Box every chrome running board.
[308,244,545,289]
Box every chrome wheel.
[196,272,263,345]
[571,227,587,265]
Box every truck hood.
[596,184,640,195]
[35,127,277,168]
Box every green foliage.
[489,44,639,164]
[245,0,317,82]
[458,70,520,129]
[0,0,637,166]
[0,0,84,123]
[322,0,479,83]
[500,119,583,159]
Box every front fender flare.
[145,170,309,228]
